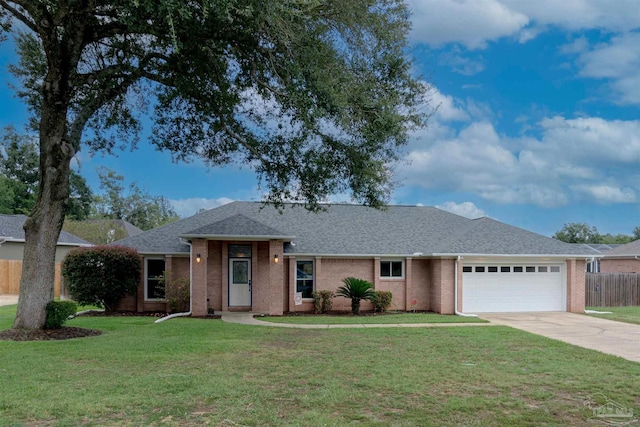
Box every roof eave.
[180,234,295,241]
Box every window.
[500,266,511,273]
[475,266,485,273]
[462,266,472,273]
[538,266,548,273]
[381,260,403,278]
[488,266,498,273]
[550,266,560,273]
[513,266,523,272]
[146,258,165,300]
[296,260,314,298]
[526,266,536,273]
[229,244,251,258]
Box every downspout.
[155,240,193,323]
[454,255,478,318]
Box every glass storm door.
[229,259,251,306]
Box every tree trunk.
[351,298,360,315]
[13,69,73,329]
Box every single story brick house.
[113,202,595,315]
[0,214,91,296]
[599,240,640,273]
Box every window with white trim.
[296,260,314,299]
[381,260,403,278]
[145,258,165,300]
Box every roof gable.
[603,239,640,256]
[181,214,292,239]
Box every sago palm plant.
[336,277,376,315]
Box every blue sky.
[0,0,638,237]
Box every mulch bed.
[0,326,102,341]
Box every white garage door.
[462,264,565,313]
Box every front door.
[229,258,251,306]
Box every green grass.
[586,306,640,325]
[1,304,639,426]
[261,312,488,324]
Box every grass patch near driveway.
[1,305,639,426]
[587,306,640,325]
[261,312,488,324]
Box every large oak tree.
[0,0,428,329]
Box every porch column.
[405,257,413,311]
[288,256,297,312]
[191,239,208,316]
[269,240,284,315]
[566,259,586,313]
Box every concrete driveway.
[480,312,640,363]
[0,294,19,306]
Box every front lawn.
[1,304,638,426]
[261,312,488,324]
[586,306,640,325]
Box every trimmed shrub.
[372,291,393,313]
[165,276,190,313]
[62,245,141,313]
[44,301,78,329]
[312,290,334,314]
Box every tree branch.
[0,0,38,33]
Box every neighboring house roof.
[0,214,91,246]
[575,243,623,254]
[85,219,144,237]
[601,239,640,257]
[113,201,594,257]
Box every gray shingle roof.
[0,214,91,245]
[112,201,594,257]
[182,214,292,239]
[602,239,640,256]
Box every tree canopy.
[1,0,428,329]
[552,222,637,244]
[0,125,92,219]
[91,167,179,230]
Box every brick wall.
[410,259,430,311]
[207,241,223,311]
[191,239,208,316]
[600,259,640,273]
[320,258,375,312]
[429,258,455,314]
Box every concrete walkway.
[0,294,18,306]
[480,312,640,363]
[220,312,495,329]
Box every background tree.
[553,223,602,244]
[0,125,92,219]
[552,222,637,244]
[91,167,179,230]
[1,1,427,329]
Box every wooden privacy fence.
[585,273,640,307]
[0,260,62,297]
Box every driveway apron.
[480,312,640,363]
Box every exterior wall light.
[274,254,279,264]
[196,253,201,263]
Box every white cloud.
[408,0,529,49]
[408,0,640,49]
[436,201,486,218]
[170,197,234,217]
[402,90,640,208]
[504,0,640,33]
[576,32,640,105]
[431,89,469,122]
[571,185,637,204]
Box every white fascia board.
[179,234,295,241]
[432,253,602,258]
